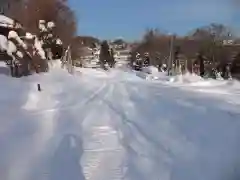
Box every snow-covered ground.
[1,61,240,180]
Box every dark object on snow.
[37,84,41,91]
[13,62,20,77]
[231,53,240,78]
[52,44,63,59]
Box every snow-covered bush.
[34,37,46,59]
[0,34,18,63]
[8,30,27,50]
[0,35,8,51]
[37,20,63,60]
[24,32,46,59]
[0,15,50,76]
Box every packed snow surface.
[0,61,240,180]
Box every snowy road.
[1,66,240,180]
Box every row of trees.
[131,24,240,78]
[2,0,239,77]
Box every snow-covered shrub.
[0,35,8,51]
[8,30,27,50]
[0,34,17,62]
[37,20,63,60]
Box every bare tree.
[187,24,234,64]
[131,29,172,66]
[189,23,234,41]
[131,23,239,76]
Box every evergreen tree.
[99,40,111,69]
[198,52,205,77]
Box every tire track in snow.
[101,82,184,180]
[14,77,108,180]
[81,83,125,180]
[3,77,108,180]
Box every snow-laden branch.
[25,32,46,59]
[0,35,16,62]
[8,30,27,50]
[34,37,46,59]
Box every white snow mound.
[169,72,204,83]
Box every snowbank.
[135,67,168,81]
[132,68,240,104]
[160,73,240,97]
[142,66,159,74]
[168,72,204,83]
[138,69,239,89]
[50,59,63,69]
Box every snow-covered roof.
[0,15,14,26]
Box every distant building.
[223,40,234,45]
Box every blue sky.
[68,0,238,40]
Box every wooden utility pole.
[168,34,175,75]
